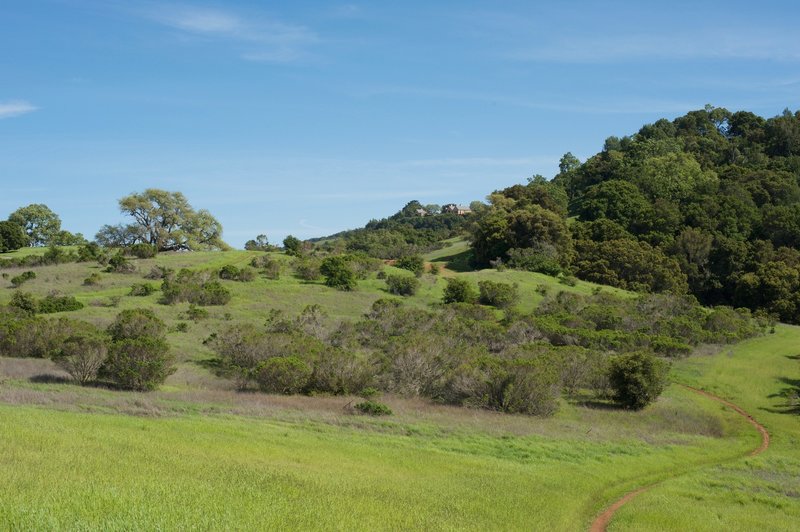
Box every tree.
[8,204,61,246]
[0,221,28,252]
[283,235,302,256]
[442,277,478,304]
[100,189,227,252]
[244,234,270,251]
[53,325,109,385]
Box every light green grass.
[608,325,800,531]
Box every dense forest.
[468,106,800,323]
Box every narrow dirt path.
[588,384,770,532]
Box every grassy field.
[0,247,798,530]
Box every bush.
[507,246,565,276]
[354,400,393,416]
[37,294,84,314]
[320,256,357,291]
[309,349,374,395]
[53,326,109,385]
[608,351,670,409]
[396,255,425,276]
[294,257,321,281]
[106,252,135,273]
[108,308,166,342]
[129,283,157,297]
[218,264,256,282]
[161,270,232,305]
[478,280,520,309]
[442,277,478,304]
[0,220,28,252]
[103,336,174,391]
[250,255,281,279]
[144,265,174,280]
[184,304,209,321]
[103,308,173,391]
[128,243,157,259]
[385,274,420,296]
[254,356,312,394]
[83,273,102,286]
[10,271,36,288]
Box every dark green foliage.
[244,234,271,251]
[10,271,36,287]
[250,255,281,279]
[442,277,477,304]
[320,256,357,291]
[608,352,670,409]
[7,204,61,247]
[9,292,38,315]
[478,280,520,309]
[507,246,566,276]
[129,283,157,297]
[184,304,209,321]
[293,257,322,281]
[106,252,135,273]
[218,264,256,282]
[354,400,392,416]
[283,235,303,256]
[77,242,104,263]
[161,269,231,305]
[0,220,28,252]
[385,274,420,296]
[128,243,157,259]
[254,356,312,394]
[37,294,84,314]
[104,308,173,391]
[83,273,102,286]
[395,255,425,276]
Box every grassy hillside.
[0,247,798,529]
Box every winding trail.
[588,384,770,532]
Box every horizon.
[2,0,799,247]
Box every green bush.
[218,264,256,282]
[185,304,209,321]
[129,283,157,297]
[37,294,84,314]
[385,274,420,296]
[320,256,357,291]
[83,273,102,286]
[52,325,109,385]
[254,356,312,394]
[478,280,520,309]
[354,400,392,416]
[250,255,281,279]
[442,277,477,304]
[608,351,670,409]
[103,308,173,391]
[128,243,157,259]
[161,270,232,305]
[10,271,36,288]
[108,308,166,342]
[106,252,135,273]
[293,257,321,281]
[396,255,425,276]
[0,220,28,252]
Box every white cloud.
[0,100,38,119]
[147,5,318,62]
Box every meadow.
[0,246,797,530]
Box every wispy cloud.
[0,100,38,119]
[508,31,800,63]
[146,4,319,62]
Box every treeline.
[207,291,763,414]
[316,200,471,259]
[469,107,800,323]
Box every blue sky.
[1,0,799,247]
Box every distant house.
[414,208,428,216]
[442,203,472,215]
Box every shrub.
[37,294,84,314]
[106,252,135,273]
[250,256,281,280]
[507,246,566,276]
[184,304,209,321]
[396,255,425,276]
[429,263,440,275]
[174,322,189,333]
[77,242,104,263]
[0,220,28,252]
[320,256,357,291]
[385,274,420,296]
[83,273,102,286]
[144,265,174,280]
[478,280,520,309]
[442,277,477,304]
[309,349,374,395]
[608,351,670,409]
[52,326,109,385]
[218,264,256,282]
[354,400,392,416]
[294,257,321,281]
[10,271,36,288]
[161,270,232,305]
[129,283,157,297]
[254,356,312,394]
[108,308,166,342]
[128,243,157,259]
[103,336,174,391]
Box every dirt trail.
[588,384,770,532]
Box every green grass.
[1,248,798,530]
[607,325,800,531]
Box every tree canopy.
[96,189,227,252]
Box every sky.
[1,0,799,247]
